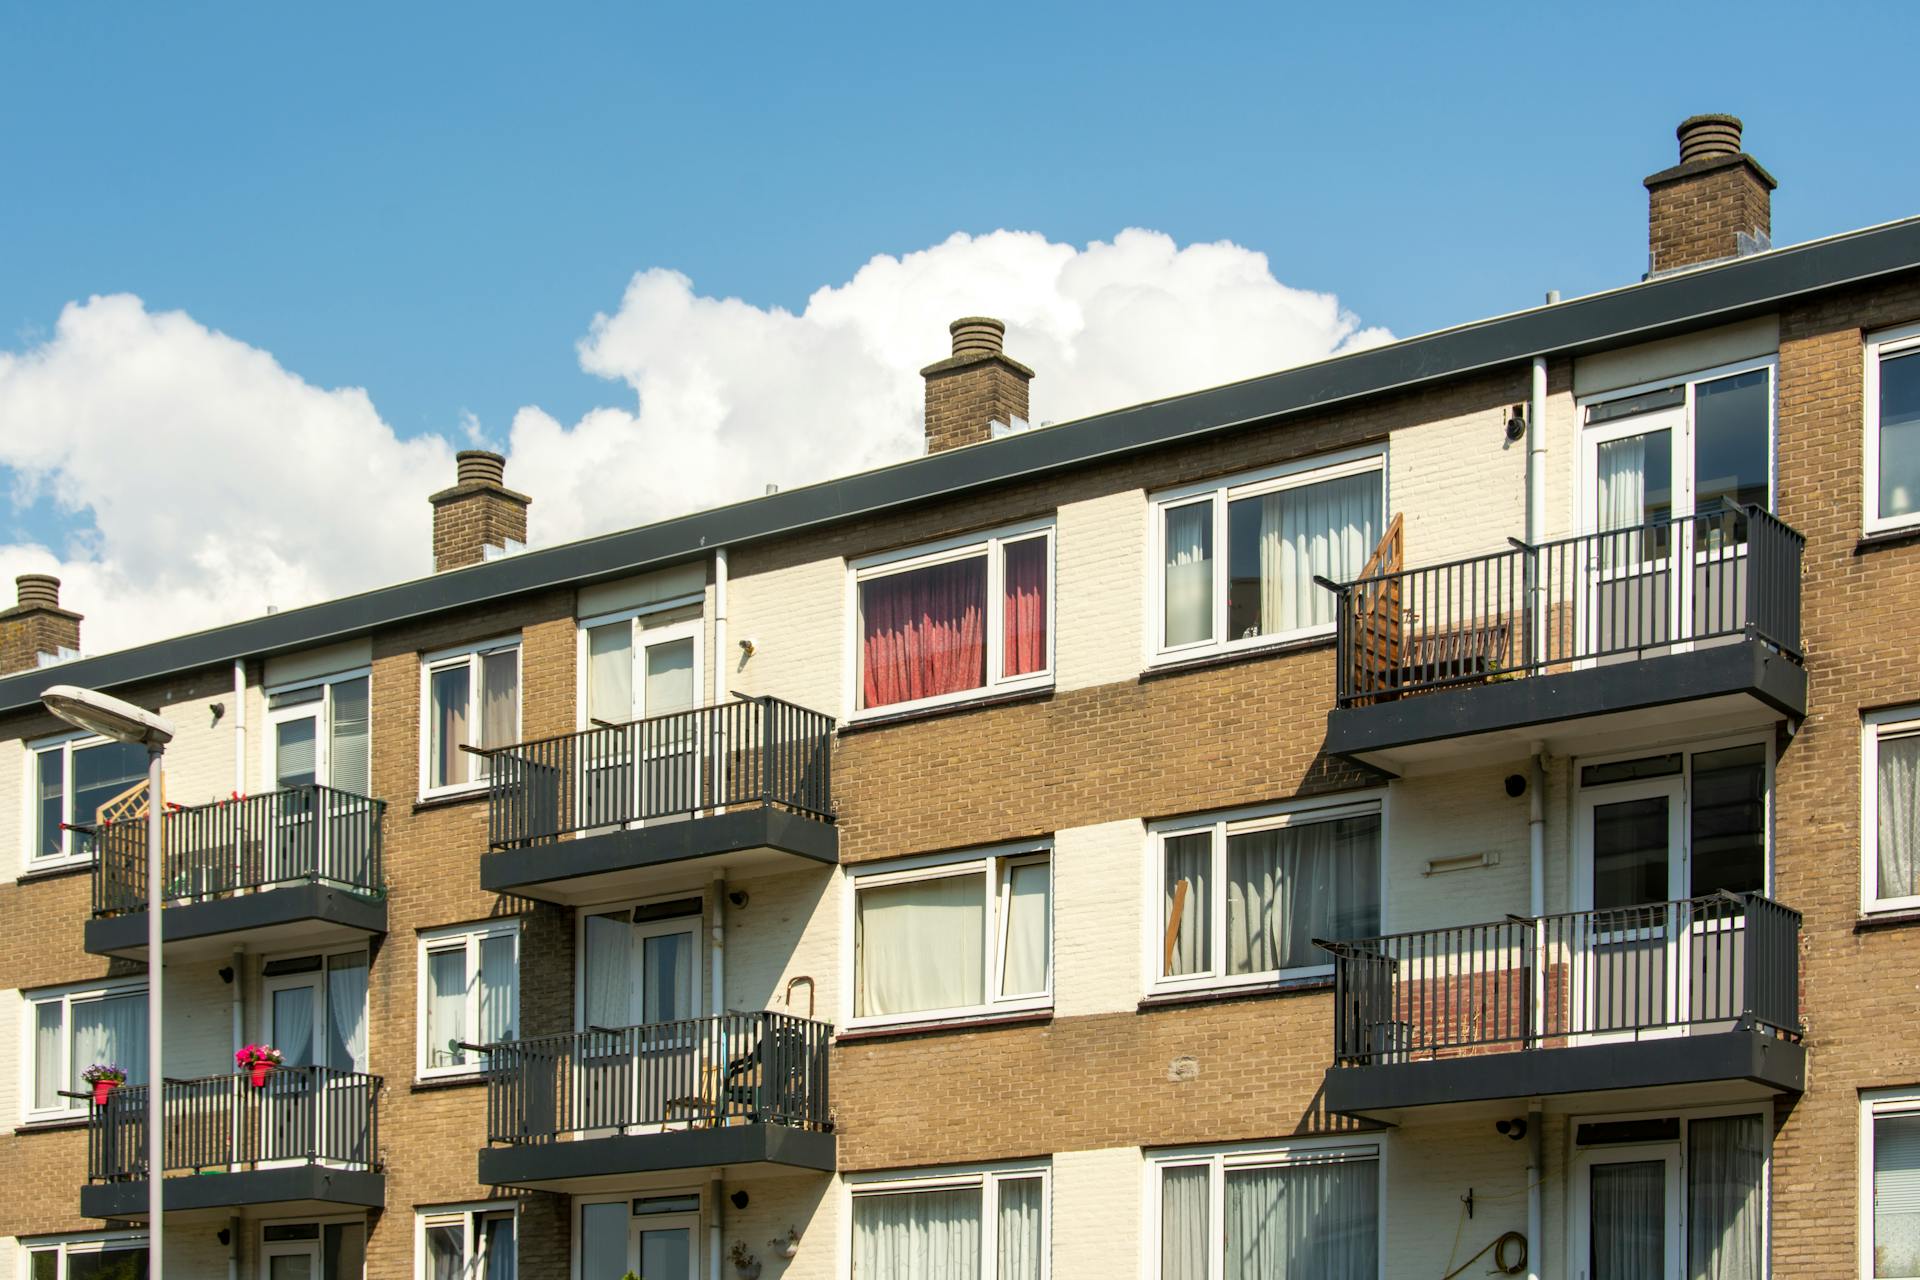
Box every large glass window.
[1866,709,1920,914]
[24,1239,149,1280]
[1155,800,1381,993]
[1153,452,1384,661]
[855,523,1053,714]
[422,639,520,793]
[852,848,1051,1025]
[419,923,519,1078]
[419,1206,515,1280]
[29,736,148,863]
[1155,1144,1379,1280]
[266,672,372,797]
[27,984,147,1119]
[1869,324,1920,534]
[1872,1099,1920,1279]
[851,1167,1048,1280]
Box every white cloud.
[0,229,1388,655]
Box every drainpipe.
[1527,358,1549,663]
[712,873,727,1019]
[231,949,245,1060]
[1529,744,1546,919]
[710,1176,725,1280]
[227,1214,241,1280]
[1527,1102,1544,1280]
[232,659,247,794]
[713,548,729,707]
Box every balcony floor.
[478,1123,835,1193]
[80,1167,385,1223]
[84,882,387,960]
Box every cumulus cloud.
[0,229,1389,655]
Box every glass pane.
[643,637,697,719]
[587,622,635,724]
[328,677,371,797]
[268,1257,314,1280]
[1227,473,1381,640]
[481,1213,516,1280]
[860,556,989,709]
[1596,429,1673,567]
[35,747,63,859]
[1163,833,1212,977]
[1163,501,1214,648]
[72,740,147,829]
[1880,735,1920,903]
[1591,1160,1667,1280]
[642,931,694,1023]
[1000,861,1051,998]
[425,1223,465,1280]
[479,649,519,757]
[997,1177,1044,1280]
[1688,1113,1764,1280]
[34,1000,62,1110]
[426,948,468,1068]
[1881,350,1920,520]
[72,992,146,1089]
[1002,537,1049,677]
[479,934,518,1043]
[1592,795,1671,911]
[852,1188,982,1280]
[1226,814,1382,974]
[579,1202,628,1280]
[67,1250,150,1280]
[324,951,371,1073]
[271,986,316,1066]
[276,718,319,790]
[639,1228,692,1280]
[855,873,986,1017]
[1226,1159,1378,1280]
[29,1251,56,1280]
[429,664,471,789]
[1159,1166,1209,1280]
[323,1221,366,1280]
[584,912,635,1028]
[1694,370,1771,516]
[1690,745,1767,896]
[1877,1113,1920,1277]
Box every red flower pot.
[92,1080,120,1106]
[249,1063,274,1088]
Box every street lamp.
[41,686,174,1276]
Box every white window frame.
[1145,1137,1383,1280]
[848,1161,1052,1280]
[22,978,147,1123]
[416,1201,517,1280]
[19,1230,149,1279]
[572,894,706,1030]
[1146,446,1387,666]
[415,920,520,1080]
[256,1212,368,1280]
[847,517,1056,720]
[844,842,1054,1030]
[571,1188,707,1280]
[1863,1087,1920,1279]
[418,636,522,799]
[1867,322,1920,536]
[574,594,705,729]
[1144,793,1386,998]
[22,730,149,870]
[262,666,373,793]
[1863,706,1920,915]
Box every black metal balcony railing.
[1323,505,1805,707]
[1319,893,1802,1067]
[485,1011,832,1145]
[487,696,834,851]
[88,785,386,917]
[89,1067,381,1181]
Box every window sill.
[16,858,95,885]
[411,1073,488,1093]
[839,686,1054,735]
[1857,526,1920,554]
[835,1009,1054,1043]
[1139,634,1335,682]
[16,1115,90,1133]
[1855,909,1920,933]
[1138,975,1335,1010]
[412,788,490,814]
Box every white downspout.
[1529,744,1546,919]
[1527,1102,1544,1280]
[1528,737,1546,1280]
[711,550,731,1280]
[713,548,729,708]
[1527,357,1549,663]
[712,873,727,1021]
[232,658,247,794]
[709,1175,725,1280]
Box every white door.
[628,1214,699,1280]
[582,620,703,827]
[265,676,374,886]
[1582,405,1687,661]
[268,707,322,885]
[262,971,321,1166]
[1574,777,1686,1039]
[260,1238,321,1280]
[1572,1145,1682,1280]
[580,911,700,1129]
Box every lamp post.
[41,685,174,1276]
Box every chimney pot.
[920,316,1034,454]
[431,451,530,572]
[949,317,1007,359]
[16,573,61,611]
[2,573,82,675]
[1676,114,1743,166]
[1645,114,1775,275]
[456,449,508,488]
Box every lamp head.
[40,685,175,748]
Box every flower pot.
[249,1063,274,1088]
[92,1080,120,1106]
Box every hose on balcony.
[1440,1230,1527,1278]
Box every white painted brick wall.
[1055,489,1145,693]
[1391,405,1528,568]
[729,556,846,721]
[1385,765,1534,934]
[723,865,841,1022]
[1054,820,1144,1018]
[1384,1118,1536,1277]
[720,1171,842,1280]
[1051,1146,1143,1280]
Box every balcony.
[83,785,387,960]
[1319,506,1805,773]
[479,1011,834,1191]
[481,696,837,904]
[80,1067,383,1220]
[1316,893,1804,1122]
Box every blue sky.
[2,1,1915,651]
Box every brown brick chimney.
[430,450,530,572]
[920,317,1035,454]
[0,574,82,675]
[1644,114,1776,275]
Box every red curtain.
[1003,538,1048,676]
[861,559,987,708]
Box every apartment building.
[0,113,1915,1279]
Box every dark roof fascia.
[5,216,1918,715]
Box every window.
[1866,1091,1920,1278]
[1865,708,1920,914]
[23,1235,149,1280]
[853,520,1053,715]
[420,638,521,795]
[851,1165,1049,1280]
[260,1221,367,1279]
[266,671,372,796]
[1868,323,1920,535]
[1152,450,1385,662]
[1153,1142,1379,1280]
[417,923,519,1078]
[27,982,146,1121]
[419,1205,516,1280]
[850,846,1052,1027]
[26,734,149,865]
[1152,798,1382,995]
[1572,1108,1767,1279]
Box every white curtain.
[1688,1114,1764,1280]
[1875,1114,1920,1277]
[327,952,369,1073]
[272,986,317,1066]
[997,1178,1044,1280]
[587,623,635,724]
[642,932,693,1023]
[34,1002,62,1109]
[479,934,518,1043]
[72,992,146,1090]
[1226,1159,1378,1280]
[480,650,519,753]
[1879,736,1920,901]
[430,666,470,788]
[328,677,371,797]
[852,1188,982,1279]
[579,1202,629,1279]
[1160,1166,1209,1280]
[1163,834,1212,977]
[585,913,635,1027]
[1597,435,1648,532]
[1164,502,1214,647]
[856,874,985,1017]
[1001,863,1050,998]
[1226,816,1380,976]
[1257,473,1380,635]
[426,949,468,1067]
[1590,1160,1667,1279]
